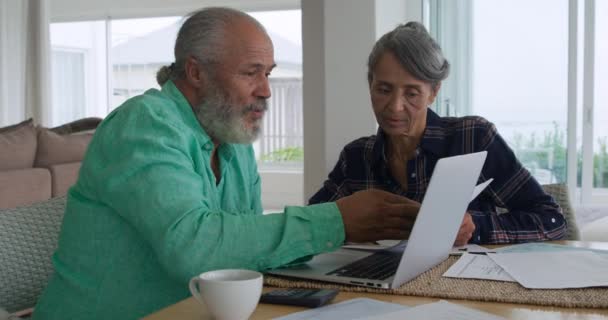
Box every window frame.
[419,0,605,205]
[50,4,306,208]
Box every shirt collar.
[370,108,449,165]
[161,80,236,159]
[419,109,449,158]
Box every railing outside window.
[426,0,608,204]
[256,77,304,170]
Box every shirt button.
[551,218,556,223]
[326,241,333,248]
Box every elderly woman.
[309,22,566,245]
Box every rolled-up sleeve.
[468,123,567,244]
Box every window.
[256,78,303,169]
[110,17,180,109]
[593,0,608,196]
[50,21,107,127]
[50,10,303,169]
[427,0,606,204]
[249,10,303,170]
[51,49,86,125]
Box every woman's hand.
[454,212,476,246]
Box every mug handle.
[189,277,204,304]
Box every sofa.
[0,196,66,317]
[0,118,101,209]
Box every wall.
[50,0,298,21]
[301,0,410,199]
[260,171,303,209]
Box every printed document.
[443,253,516,282]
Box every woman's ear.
[428,82,442,105]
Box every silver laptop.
[267,151,488,289]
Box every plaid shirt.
[309,109,567,244]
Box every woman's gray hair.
[367,21,450,90]
[156,7,266,86]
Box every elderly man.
[33,7,418,320]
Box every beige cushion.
[35,128,93,168]
[0,119,37,170]
[0,168,51,209]
[49,162,81,197]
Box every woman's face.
[369,51,439,139]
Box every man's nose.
[255,77,272,99]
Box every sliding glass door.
[425,0,606,204]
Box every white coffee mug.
[189,269,263,320]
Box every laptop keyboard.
[326,251,401,280]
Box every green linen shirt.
[33,81,345,320]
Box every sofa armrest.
[0,169,51,209]
[48,162,81,197]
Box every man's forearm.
[155,202,345,283]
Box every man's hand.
[454,212,476,246]
[335,189,420,243]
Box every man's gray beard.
[193,87,268,144]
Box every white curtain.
[0,0,51,127]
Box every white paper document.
[470,178,493,202]
[273,298,407,320]
[357,300,506,320]
[487,251,608,289]
[495,242,608,255]
[343,179,495,253]
[443,253,516,282]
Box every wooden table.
[143,241,608,320]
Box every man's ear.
[184,56,205,89]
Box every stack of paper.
[486,251,608,289]
[443,243,608,289]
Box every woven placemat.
[265,256,608,309]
